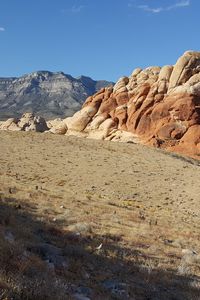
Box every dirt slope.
[1,131,200,299]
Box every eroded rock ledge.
[1,51,200,159]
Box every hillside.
[0,131,200,299]
[0,71,113,120]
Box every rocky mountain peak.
[0,71,113,120]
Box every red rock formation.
[63,51,200,158]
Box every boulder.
[66,106,98,132]
[0,118,20,131]
[88,118,117,140]
[46,118,63,129]
[158,65,173,81]
[86,114,107,130]
[49,122,67,135]
[113,77,129,93]
[0,113,49,132]
[168,51,200,90]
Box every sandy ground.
[1,131,200,299]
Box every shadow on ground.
[0,195,200,300]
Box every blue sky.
[0,0,199,81]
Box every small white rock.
[73,294,91,300]
[96,243,103,250]
[4,231,15,243]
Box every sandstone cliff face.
[62,51,200,158]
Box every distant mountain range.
[0,71,113,120]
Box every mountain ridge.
[0,71,113,120]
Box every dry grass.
[0,131,200,299]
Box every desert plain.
[0,130,200,299]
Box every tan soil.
[1,131,200,299]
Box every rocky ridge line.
[0,71,113,120]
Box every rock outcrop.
[58,51,200,158]
[0,71,113,120]
[0,113,49,132]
